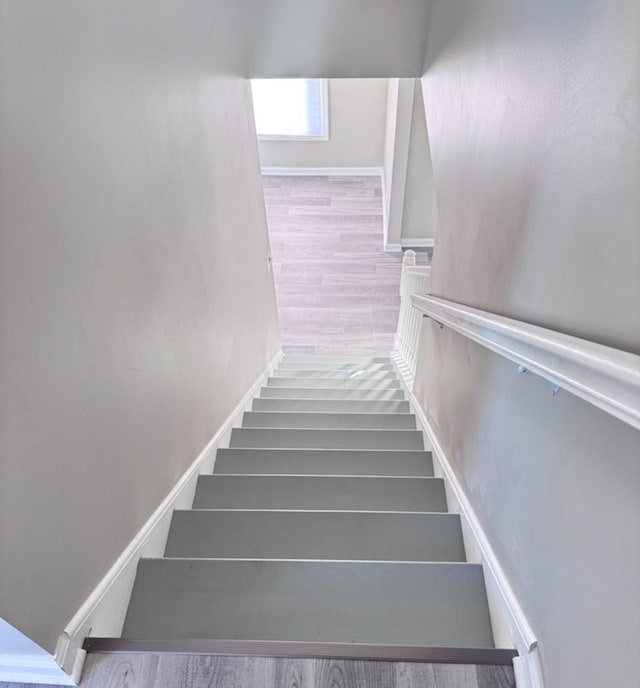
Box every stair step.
[214,448,434,476]
[229,428,423,450]
[193,476,447,511]
[282,356,390,364]
[271,369,398,380]
[267,377,401,389]
[82,638,518,664]
[260,387,406,400]
[118,346,500,656]
[122,560,495,648]
[242,411,416,430]
[252,398,411,413]
[165,511,465,562]
[278,361,394,372]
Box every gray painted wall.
[0,2,280,652]
[258,79,388,169]
[416,0,640,685]
[1,0,431,80]
[241,0,431,77]
[422,0,640,350]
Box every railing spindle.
[393,252,431,386]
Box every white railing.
[392,257,640,429]
[393,250,430,382]
[404,293,640,432]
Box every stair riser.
[165,511,465,562]
[267,378,401,389]
[242,412,416,430]
[213,449,434,477]
[123,560,495,648]
[194,476,447,511]
[260,387,406,400]
[251,398,411,413]
[230,428,423,450]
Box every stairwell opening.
[250,77,432,357]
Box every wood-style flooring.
[263,175,421,356]
[0,654,516,688]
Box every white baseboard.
[390,354,544,688]
[0,654,76,686]
[261,166,383,177]
[54,351,283,682]
[400,237,435,249]
[384,242,402,252]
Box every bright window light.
[251,79,327,139]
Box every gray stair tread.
[242,411,416,430]
[193,476,447,511]
[282,356,390,364]
[122,559,495,648]
[165,511,465,562]
[267,377,401,389]
[252,398,411,413]
[278,362,394,372]
[214,448,434,476]
[272,369,397,379]
[230,428,423,450]
[260,387,406,400]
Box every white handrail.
[411,294,640,431]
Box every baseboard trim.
[384,242,402,253]
[54,351,283,681]
[390,355,544,688]
[261,166,383,177]
[400,238,435,249]
[0,654,77,686]
[82,638,517,666]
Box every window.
[251,79,328,140]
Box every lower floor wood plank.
[0,654,516,688]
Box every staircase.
[115,355,515,664]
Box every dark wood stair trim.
[82,638,517,665]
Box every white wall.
[258,79,388,169]
[383,78,439,249]
[401,81,438,242]
[416,0,640,686]
[382,78,415,249]
[0,620,49,657]
[0,2,280,653]
[383,79,401,224]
